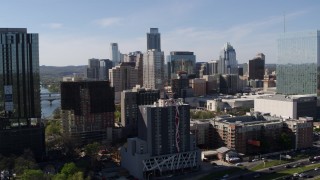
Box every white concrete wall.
[254,98,296,119]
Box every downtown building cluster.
[0,26,319,180]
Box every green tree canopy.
[21,169,44,180]
[60,162,79,178]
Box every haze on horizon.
[2,0,319,66]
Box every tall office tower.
[110,43,120,66]
[242,63,249,76]
[121,99,200,179]
[277,30,320,95]
[248,53,265,80]
[171,72,190,98]
[147,28,161,51]
[121,85,160,137]
[218,42,238,74]
[167,51,196,81]
[61,81,115,145]
[143,49,165,90]
[0,28,44,158]
[134,52,144,86]
[207,60,219,75]
[220,74,238,94]
[109,62,138,92]
[86,58,100,80]
[99,59,113,80]
[195,62,208,78]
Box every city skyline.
[2,0,320,66]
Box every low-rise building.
[254,94,317,120]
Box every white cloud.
[93,17,122,27]
[43,23,63,29]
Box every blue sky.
[2,0,319,66]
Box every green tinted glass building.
[276,30,320,96]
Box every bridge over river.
[40,93,60,105]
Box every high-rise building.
[99,59,113,80]
[61,81,115,145]
[86,58,100,80]
[109,62,138,103]
[276,30,320,95]
[195,62,208,78]
[147,28,161,51]
[167,51,196,81]
[109,62,138,92]
[120,99,200,179]
[171,72,190,98]
[121,85,160,137]
[0,28,44,158]
[208,60,219,75]
[143,49,165,90]
[110,43,120,66]
[248,53,265,80]
[134,52,144,87]
[218,42,238,74]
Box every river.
[41,87,61,118]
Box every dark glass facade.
[0,28,43,159]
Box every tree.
[84,142,100,157]
[280,132,293,150]
[60,162,79,178]
[21,169,44,180]
[14,156,38,175]
[45,120,62,137]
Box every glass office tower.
[276,30,320,96]
[0,28,44,158]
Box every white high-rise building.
[143,49,164,90]
[218,42,238,74]
[110,43,120,66]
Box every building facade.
[276,30,320,96]
[167,51,196,81]
[254,94,317,120]
[86,58,100,80]
[121,99,200,179]
[219,42,238,74]
[109,62,138,92]
[248,53,265,80]
[99,59,113,80]
[0,28,44,158]
[143,50,165,90]
[110,43,120,66]
[147,28,161,51]
[61,81,115,145]
[121,86,160,137]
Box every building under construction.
[61,81,115,145]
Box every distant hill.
[40,65,87,81]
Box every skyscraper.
[167,51,196,82]
[143,49,165,90]
[0,28,44,158]
[248,53,265,80]
[276,30,320,96]
[110,43,120,66]
[121,86,160,137]
[109,62,138,92]
[218,42,238,74]
[147,28,161,51]
[99,59,113,80]
[86,58,100,80]
[120,99,200,179]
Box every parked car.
[284,165,292,168]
